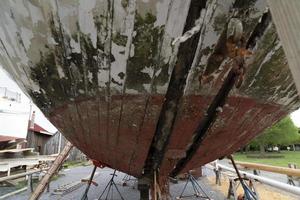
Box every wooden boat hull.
[49,95,287,177]
[0,0,299,178]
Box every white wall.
[0,67,57,139]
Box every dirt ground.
[207,175,299,200]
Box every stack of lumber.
[0,138,56,178]
[0,138,26,150]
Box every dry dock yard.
[2,0,300,199]
[1,162,300,199]
[1,164,225,200]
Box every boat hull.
[0,0,299,177]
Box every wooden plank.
[234,161,300,177]
[267,0,300,95]
[29,141,73,200]
[121,0,192,176]
[0,155,56,172]
[0,148,34,153]
[0,159,38,172]
[0,169,45,182]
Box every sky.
[291,110,300,127]
[0,66,300,139]
[0,67,57,138]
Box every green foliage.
[250,116,300,147]
[234,151,300,167]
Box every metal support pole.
[228,155,258,200]
[46,183,50,193]
[214,168,221,186]
[27,174,33,193]
[81,165,97,200]
[216,163,300,196]
[138,177,150,200]
[139,186,149,200]
[98,170,124,200]
[176,172,210,199]
[153,171,157,200]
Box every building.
[26,120,55,155]
[26,120,86,161]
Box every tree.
[250,116,300,155]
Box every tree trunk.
[259,144,265,156]
[245,145,250,153]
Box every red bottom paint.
[49,94,286,177]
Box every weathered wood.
[0,169,46,182]
[0,155,56,172]
[267,0,300,95]
[30,141,73,200]
[0,0,299,180]
[0,148,34,154]
[234,161,300,177]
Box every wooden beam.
[0,148,34,153]
[29,141,73,200]
[0,169,47,182]
[0,155,57,172]
[233,161,300,177]
[267,0,300,95]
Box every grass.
[15,180,27,189]
[233,151,300,167]
[62,160,89,169]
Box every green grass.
[233,151,300,167]
[15,180,27,189]
[62,160,89,169]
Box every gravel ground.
[2,165,224,200]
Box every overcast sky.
[0,66,300,139]
[291,110,300,127]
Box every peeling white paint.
[79,0,97,48]
[57,65,65,78]
[172,13,205,46]
[249,40,281,87]
[0,0,296,117]
[184,0,233,95]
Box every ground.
[234,151,300,167]
[2,158,300,199]
[202,165,300,200]
[2,165,224,200]
[206,175,298,200]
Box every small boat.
[0,0,299,196]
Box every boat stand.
[176,172,210,200]
[98,170,125,200]
[227,177,259,200]
[228,155,259,200]
[122,174,136,187]
[81,165,97,200]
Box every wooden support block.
[81,179,98,186]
